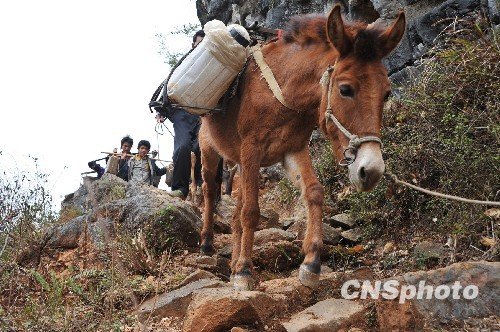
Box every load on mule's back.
[150,22,251,201]
[167,20,251,115]
[198,5,406,290]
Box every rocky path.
[46,174,499,331]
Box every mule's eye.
[384,91,392,101]
[339,84,354,98]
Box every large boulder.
[376,261,500,330]
[136,278,224,321]
[183,287,286,332]
[45,215,85,249]
[282,298,366,332]
[46,176,202,257]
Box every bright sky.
[0,0,199,208]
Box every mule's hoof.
[232,273,254,291]
[299,264,320,289]
[199,243,215,256]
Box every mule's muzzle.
[348,143,385,192]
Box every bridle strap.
[321,65,383,166]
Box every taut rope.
[384,172,500,206]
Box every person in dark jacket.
[128,140,167,186]
[88,135,133,181]
[156,30,205,199]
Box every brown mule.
[199,5,406,290]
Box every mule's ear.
[379,11,406,58]
[327,5,351,56]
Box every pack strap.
[250,45,303,112]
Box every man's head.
[137,140,151,158]
[192,30,205,49]
[120,135,133,154]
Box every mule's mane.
[282,14,387,60]
[282,15,330,46]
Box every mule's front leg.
[232,150,261,291]
[200,144,220,255]
[284,149,324,288]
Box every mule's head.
[319,6,405,192]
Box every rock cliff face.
[195,0,498,80]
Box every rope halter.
[320,65,383,167]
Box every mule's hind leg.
[233,148,261,290]
[200,143,220,255]
[284,149,324,288]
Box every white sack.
[167,20,250,115]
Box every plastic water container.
[167,20,250,115]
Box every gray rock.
[383,32,414,75]
[218,244,232,258]
[413,241,446,259]
[261,165,285,183]
[178,269,219,288]
[376,261,500,330]
[323,224,342,245]
[280,217,298,230]
[389,62,425,90]
[254,228,295,246]
[348,0,380,23]
[283,298,365,332]
[371,0,403,19]
[289,220,341,245]
[215,195,235,229]
[488,0,500,24]
[329,213,356,229]
[253,240,302,272]
[60,176,94,213]
[136,278,224,321]
[185,255,232,278]
[45,216,85,249]
[89,173,128,207]
[413,0,479,45]
[259,208,280,230]
[258,276,315,309]
[287,219,306,239]
[183,287,285,332]
[51,179,203,258]
[341,228,363,243]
